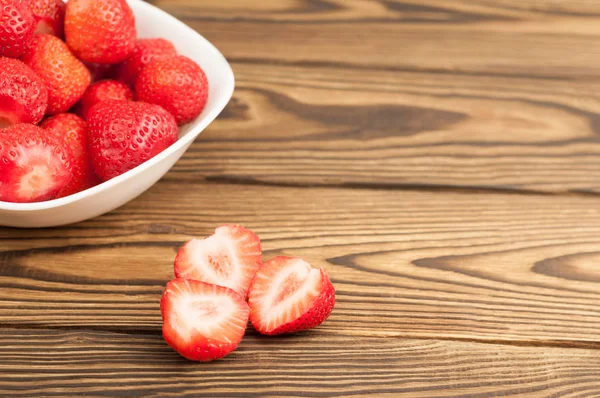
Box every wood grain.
[139,0,600,194]
[2,182,600,346]
[3,1,600,396]
[2,329,600,397]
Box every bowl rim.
[0,0,235,212]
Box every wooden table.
[3,0,600,396]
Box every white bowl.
[0,0,234,228]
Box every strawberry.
[174,225,262,299]
[41,113,100,198]
[116,38,178,87]
[136,56,209,125]
[0,57,48,127]
[88,101,179,181]
[161,279,250,362]
[248,257,335,335]
[0,0,35,58]
[21,34,91,115]
[29,0,65,37]
[0,124,73,203]
[64,0,136,64]
[76,80,134,120]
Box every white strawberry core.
[171,283,240,344]
[258,259,322,332]
[16,146,61,200]
[183,235,242,289]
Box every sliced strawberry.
[0,124,73,203]
[161,278,250,362]
[248,256,335,335]
[174,225,262,299]
[29,0,66,38]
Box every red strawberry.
[0,0,36,58]
[248,257,335,335]
[41,113,100,198]
[0,124,73,203]
[64,0,136,64]
[29,0,65,37]
[77,80,134,120]
[136,56,209,125]
[174,225,262,299]
[0,57,48,127]
[116,38,178,87]
[161,279,250,362]
[88,101,179,181]
[21,34,91,115]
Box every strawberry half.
[0,124,73,203]
[248,257,335,335]
[174,225,262,299]
[161,279,250,362]
[29,0,66,37]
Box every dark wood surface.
[2,0,600,396]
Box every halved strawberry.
[248,256,335,335]
[29,0,66,37]
[161,278,250,362]
[0,124,73,203]
[174,225,262,299]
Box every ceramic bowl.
[0,0,234,228]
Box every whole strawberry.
[88,101,179,181]
[0,57,48,127]
[29,0,65,37]
[77,80,134,120]
[116,38,178,87]
[136,56,209,125]
[0,0,35,58]
[22,34,91,115]
[41,114,100,198]
[65,0,136,64]
[0,124,73,203]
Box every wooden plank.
[168,60,600,193]
[136,0,600,193]
[2,182,600,345]
[148,0,600,78]
[1,329,599,397]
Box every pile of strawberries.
[0,0,208,203]
[162,225,336,361]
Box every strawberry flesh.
[161,279,249,362]
[248,257,335,335]
[0,124,73,203]
[174,225,262,299]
